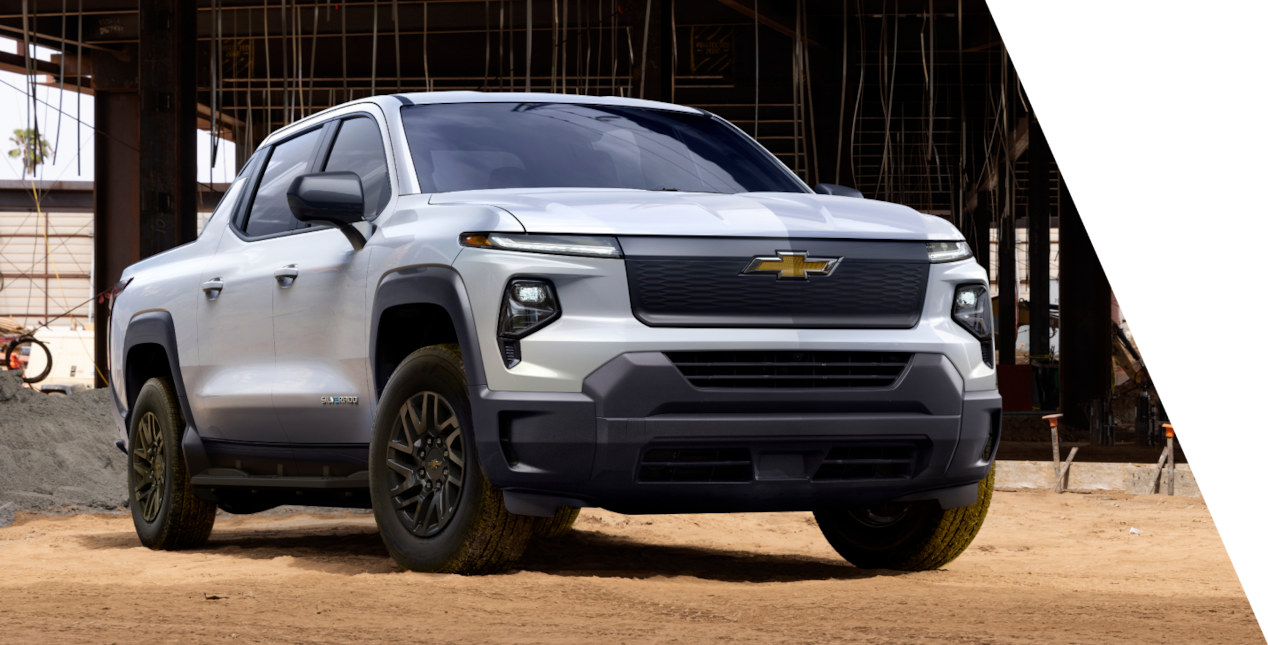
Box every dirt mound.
[0,372,128,512]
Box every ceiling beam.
[712,0,821,48]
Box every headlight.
[497,279,560,368]
[952,283,994,368]
[461,232,623,258]
[927,240,972,263]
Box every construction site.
[0,1,1256,643]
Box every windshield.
[400,102,808,194]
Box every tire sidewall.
[370,348,489,571]
[128,380,180,546]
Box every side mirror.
[813,183,864,199]
[287,171,373,250]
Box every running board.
[191,471,370,490]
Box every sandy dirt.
[0,490,1260,644]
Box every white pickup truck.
[108,92,1000,574]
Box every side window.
[322,116,393,219]
[242,128,324,238]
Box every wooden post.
[1044,413,1063,483]
[1148,445,1170,494]
[1053,447,1079,493]
[1164,424,1176,496]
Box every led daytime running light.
[460,232,623,258]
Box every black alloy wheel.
[386,391,466,537]
[133,411,167,522]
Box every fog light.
[512,283,548,305]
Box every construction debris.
[0,372,127,512]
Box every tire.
[5,337,52,384]
[814,464,995,571]
[533,506,582,538]
[128,377,217,550]
[369,344,535,574]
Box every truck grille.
[638,447,753,483]
[812,444,920,481]
[619,237,930,329]
[666,351,911,389]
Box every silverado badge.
[741,251,840,280]
[321,396,359,404]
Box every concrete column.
[1058,178,1112,431]
[1027,118,1052,359]
[138,0,198,256]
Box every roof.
[262,91,703,146]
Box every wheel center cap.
[422,449,446,480]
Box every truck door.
[193,125,328,457]
[270,114,395,446]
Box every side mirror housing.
[813,183,865,199]
[287,171,372,250]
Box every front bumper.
[471,351,1001,515]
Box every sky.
[0,37,237,185]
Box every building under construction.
[0,0,1125,436]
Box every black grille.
[813,444,920,481]
[667,351,911,389]
[619,237,930,329]
[638,447,753,483]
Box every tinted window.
[321,117,393,219]
[401,102,807,194]
[243,128,323,237]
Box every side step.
[191,470,370,490]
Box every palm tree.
[8,128,53,177]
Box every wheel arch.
[370,265,489,400]
[121,311,195,432]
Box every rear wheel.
[814,464,995,571]
[369,345,535,574]
[128,377,217,549]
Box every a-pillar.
[1058,179,1113,431]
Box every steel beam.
[92,89,140,389]
[138,0,198,257]
[1027,117,1051,360]
[996,161,1015,366]
[1058,178,1112,432]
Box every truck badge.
[321,396,359,405]
[741,251,840,280]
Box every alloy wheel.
[386,391,466,537]
[133,411,166,522]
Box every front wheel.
[128,377,217,549]
[814,464,995,571]
[369,345,535,574]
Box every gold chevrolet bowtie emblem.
[741,251,840,280]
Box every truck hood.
[429,189,962,240]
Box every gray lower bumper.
[471,352,1001,515]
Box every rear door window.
[321,116,393,220]
[242,127,324,238]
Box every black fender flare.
[121,310,211,476]
[370,265,502,475]
[122,311,194,428]
[370,265,489,390]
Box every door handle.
[201,279,224,301]
[274,265,299,288]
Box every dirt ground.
[0,490,1260,645]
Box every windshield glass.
[401,102,807,194]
